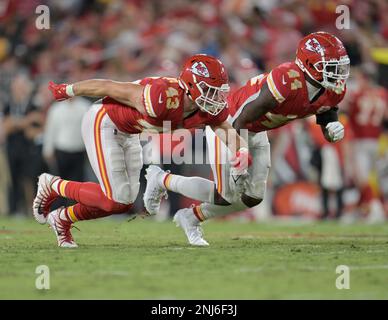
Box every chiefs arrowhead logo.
[305,38,324,55]
[190,62,210,78]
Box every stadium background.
[0,0,387,221]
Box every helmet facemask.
[178,54,230,116]
[313,55,350,94]
[194,81,230,116]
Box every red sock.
[64,202,131,223]
[53,180,131,213]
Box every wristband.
[66,84,75,97]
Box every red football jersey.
[103,77,228,134]
[228,62,346,132]
[348,86,387,139]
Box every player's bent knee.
[128,182,140,203]
[112,182,139,205]
[241,193,263,208]
[244,180,267,205]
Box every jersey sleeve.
[142,80,168,118]
[266,65,293,104]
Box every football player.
[33,54,251,247]
[144,31,350,246]
[347,70,388,219]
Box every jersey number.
[165,87,179,109]
[356,95,385,126]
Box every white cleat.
[33,173,60,224]
[173,208,209,247]
[144,165,168,215]
[47,208,78,248]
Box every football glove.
[230,147,252,171]
[48,81,75,101]
[325,121,344,142]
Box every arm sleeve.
[142,81,167,118]
[316,106,339,126]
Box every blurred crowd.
[0,0,387,220]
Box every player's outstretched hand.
[48,81,74,101]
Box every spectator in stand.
[1,72,45,215]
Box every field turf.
[1,216,388,299]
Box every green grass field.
[1,216,388,299]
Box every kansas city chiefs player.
[33,54,251,248]
[144,31,350,246]
[347,71,388,217]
